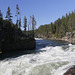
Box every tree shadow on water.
[0,50,35,60]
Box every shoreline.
[64,65,75,75]
[0,38,36,60]
[40,37,75,44]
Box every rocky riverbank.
[1,38,36,52]
[64,66,75,75]
[49,37,75,44]
[37,35,75,44]
[0,38,36,60]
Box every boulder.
[64,66,75,75]
[1,38,36,52]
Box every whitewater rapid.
[0,38,75,75]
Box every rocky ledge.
[1,38,36,52]
[64,66,75,75]
[0,38,36,60]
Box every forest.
[0,4,36,52]
[35,11,75,41]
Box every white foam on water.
[35,38,43,40]
[0,42,75,75]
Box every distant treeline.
[35,11,75,38]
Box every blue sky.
[0,0,75,29]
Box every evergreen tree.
[34,11,75,38]
[6,6,12,22]
[19,16,21,29]
[55,18,61,37]
[32,15,36,37]
[24,16,27,33]
[27,16,32,36]
[32,15,36,30]
[16,4,20,27]
[29,16,32,30]
[0,10,3,18]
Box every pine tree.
[16,4,20,27]
[24,16,27,34]
[32,15,36,30]
[19,17,21,29]
[32,15,36,37]
[6,6,12,22]
[0,10,3,18]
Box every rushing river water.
[0,38,75,75]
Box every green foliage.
[35,11,75,38]
[0,18,18,43]
[31,15,36,38]
[16,4,19,11]
[0,18,35,51]
[32,15,36,30]
[0,10,3,18]
[0,5,36,52]
[19,17,21,28]
[6,6,12,22]
[16,4,21,28]
[24,16,27,32]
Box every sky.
[0,0,75,29]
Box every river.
[0,38,75,75]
